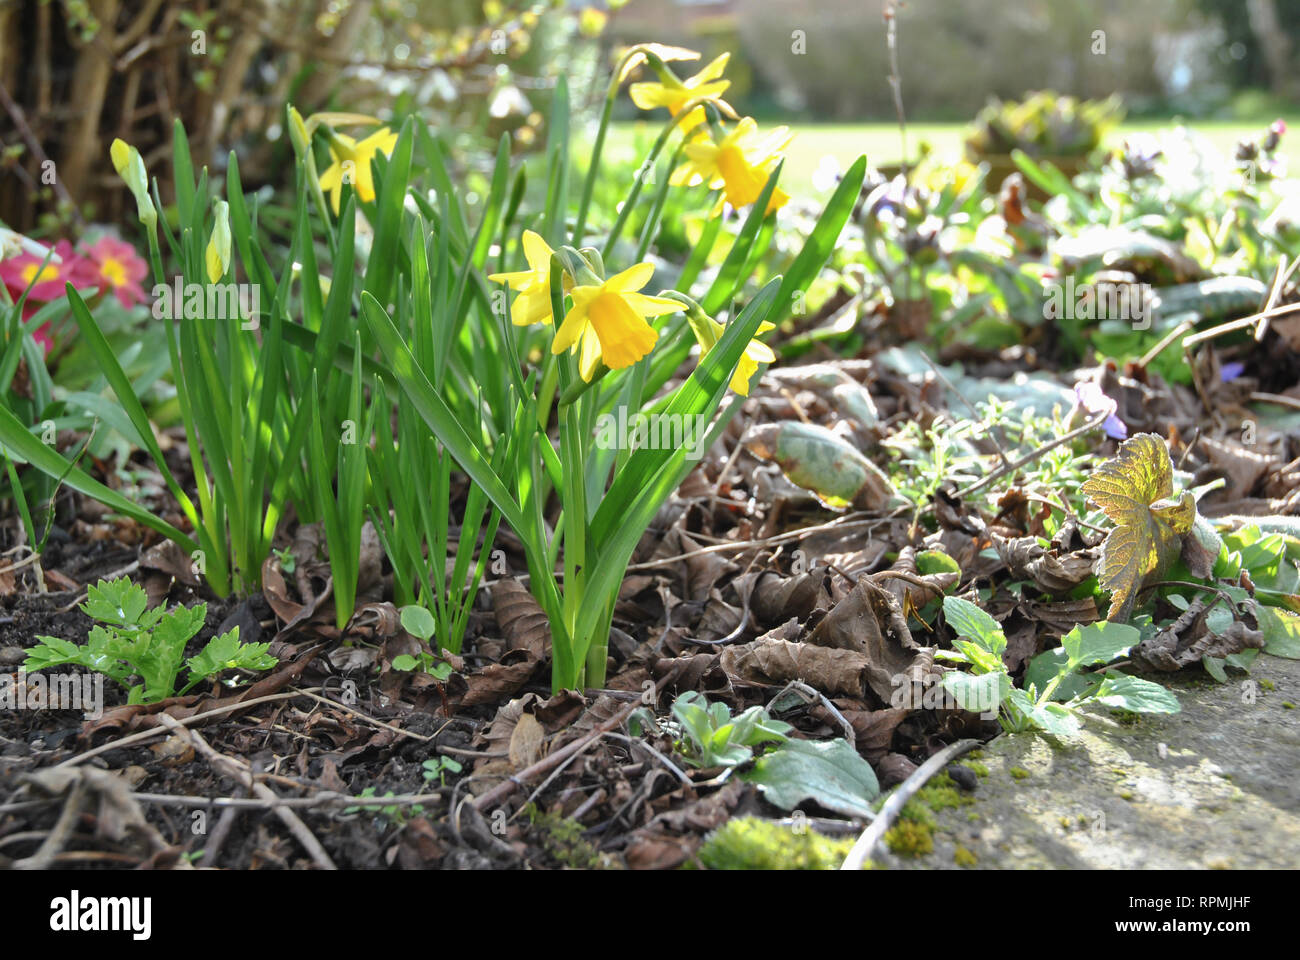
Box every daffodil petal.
[622,292,684,318]
[521,229,554,272]
[605,261,656,293]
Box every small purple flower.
[1074,381,1128,440]
[1220,361,1246,382]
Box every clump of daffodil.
[487,230,560,327]
[554,261,683,381]
[672,117,793,218]
[673,293,775,396]
[628,50,736,133]
[318,126,399,213]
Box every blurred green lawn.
[608,120,1300,198]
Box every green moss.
[1058,816,1072,829]
[914,773,975,813]
[966,811,980,822]
[961,760,989,778]
[953,845,977,867]
[884,819,934,857]
[696,817,856,870]
[1119,790,1134,801]
[1282,701,1296,710]
[1112,709,1141,725]
[899,798,935,827]
[526,804,616,869]
[1260,678,1276,692]
[1009,766,1030,781]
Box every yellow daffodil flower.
[616,43,702,84]
[487,230,559,327]
[553,262,682,380]
[689,310,777,396]
[728,322,777,395]
[671,117,793,218]
[318,127,399,213]
[629,52,734,133]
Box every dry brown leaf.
[508,713,545,770]
[806,577,934,703]
[719,638,871,698]
[493,579,550,659]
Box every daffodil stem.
[634,140,685,263]
[602,96,714,260]
[574,76,620,243]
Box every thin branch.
[840,738,980,870]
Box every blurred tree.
[1194,0,1299,93]
[0,0,593,234]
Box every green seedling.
[24,577,276,703]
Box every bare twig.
[56,688,322,769]
[471,667,682,813]
[159,714,337,870]
[958,412,1109,498]
[12,779,84,870]
[840,738,980,870]
[770,680,856,751]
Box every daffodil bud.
[287,105,311,158]
[557,245,601,286]
[577,246,605,280]
[662,291,718,349]
[205,200,231,284]
[110,138,156,229]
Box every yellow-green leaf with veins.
[1080,433,1196,623]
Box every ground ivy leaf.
[942,596,1006,659]
[1061,620,1140,668]
[1092,673,1181,714]
[743,738,879,818]
[1080,433,1196,622]
[1256,605,1300,659]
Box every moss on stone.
[885,819,934,857]
[696,817,856,870]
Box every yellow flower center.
[21,263,58,286]
[587,291,655,370]
[99,257,127,288]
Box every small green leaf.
[1024,648,1093,702]
[1061,620,1139,669]
[1028,701,1081,737]
[943,596,1006,660]
[941,670,1003,714]
[400,605,437,642]
[1093,673,1181,714]
[1257,605,1300,659]
[1202,655,1228,684]
[744,738,879,818]
[915,550,960,578]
